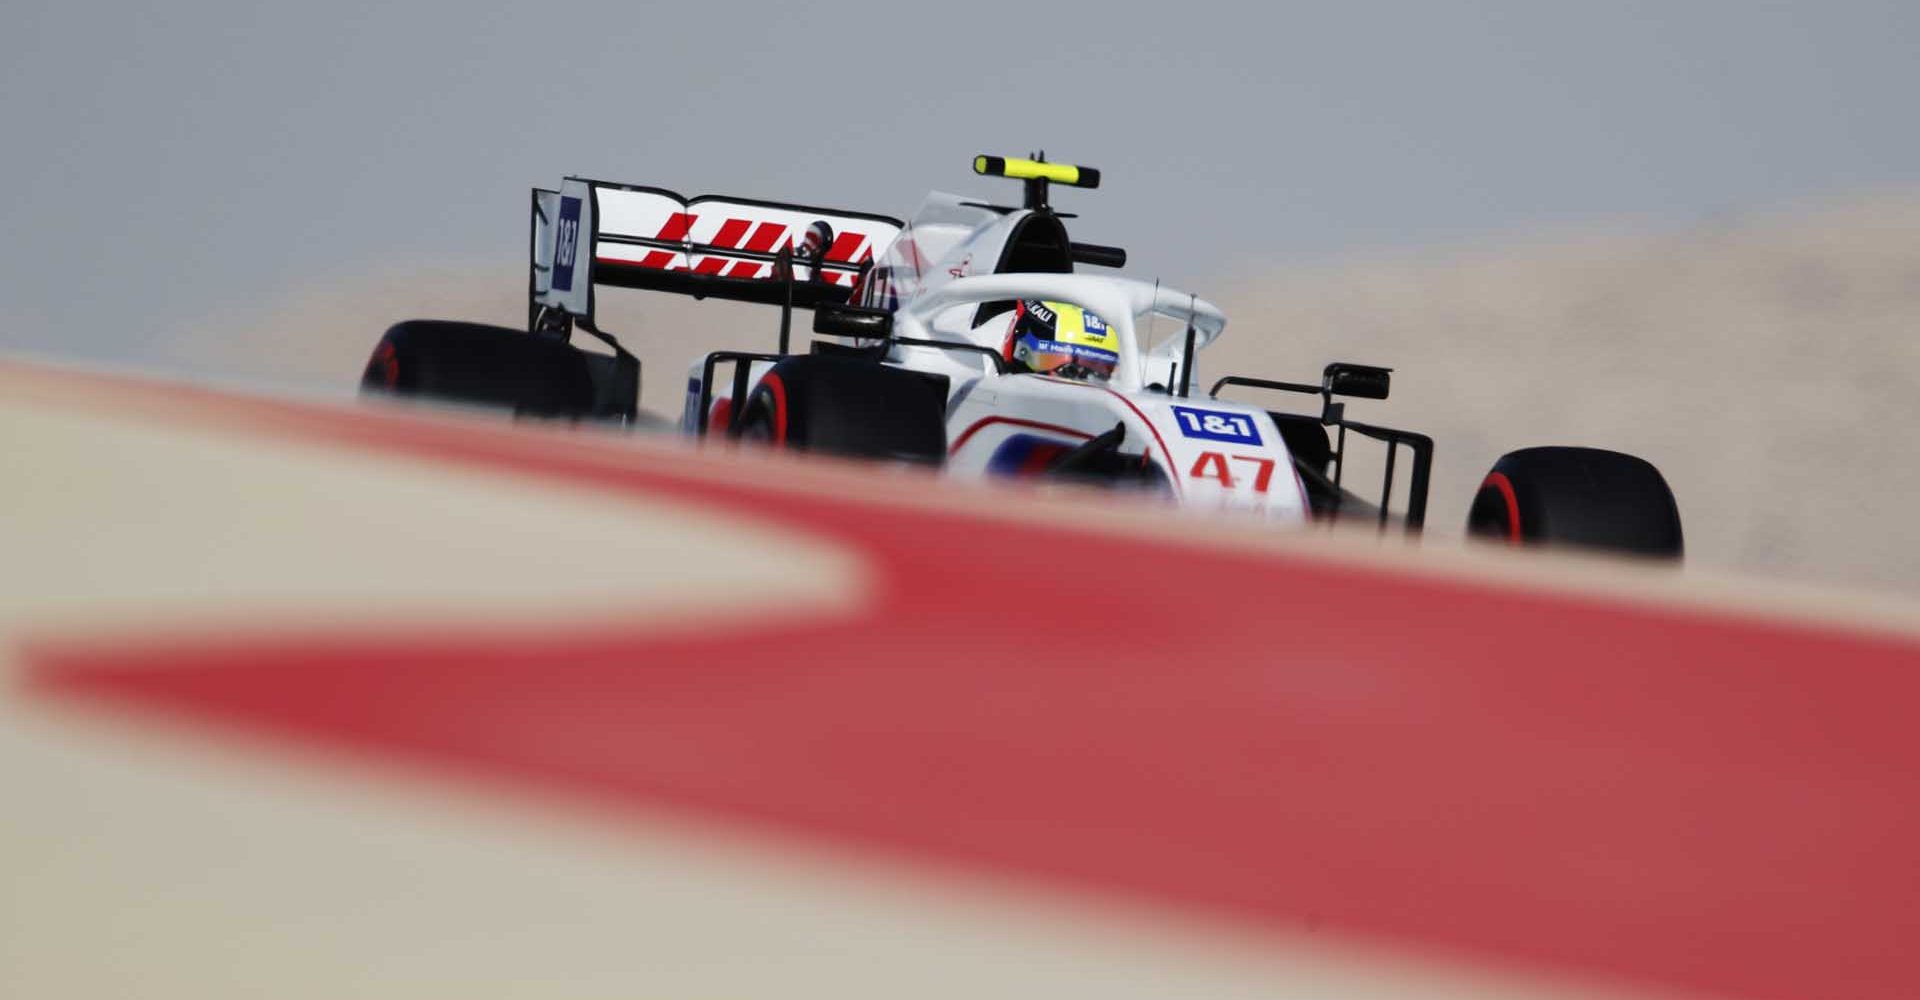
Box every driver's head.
[1002,299,1119,383]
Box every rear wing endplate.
[530,178,904,326]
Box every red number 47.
[1189,451,1276,492]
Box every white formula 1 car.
[362,155,1682,556]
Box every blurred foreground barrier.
[4,359,1918,1000]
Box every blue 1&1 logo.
[1170,406,1263,446]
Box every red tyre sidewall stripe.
[1483,471,1523,543]
[373,341,400,388]
[762,372,789,446]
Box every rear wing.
[530,178,904,326]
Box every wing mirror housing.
[814,303,893,339]
[1324,362,1391,400]
[801,221,835,286]
[1069,241,1127,268]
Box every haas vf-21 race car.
[362,155,1683,558]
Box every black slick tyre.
[734,356,947,464]
[1467,446,1683,559]
[362,320,595,417]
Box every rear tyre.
[361,320,596,417]
[1467,446,1682,559]
[734,356,948,464]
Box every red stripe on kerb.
[724,261,762,278]
[709,218,751,250]
[825,232,865,262]
[743,222,786,253]
[653,212,696,242]
[692,257,728,275]
[638,250,675,269]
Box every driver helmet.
[1001,299,1120,383]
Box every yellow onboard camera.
[972,155,1101,189]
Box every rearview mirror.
[1324,362,1391,400]
[1069,241,1128,268]
[814,303,893,339]
[802,221,835,285]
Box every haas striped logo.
[600,213,876,284]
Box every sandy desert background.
[160,190,1920,595]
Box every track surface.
[5,360,1919,999]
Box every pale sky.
[3,0,1917,363]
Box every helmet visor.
[1013,336,1119,383]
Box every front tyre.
[1467,446,1682,559]
[734,356,948,464]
